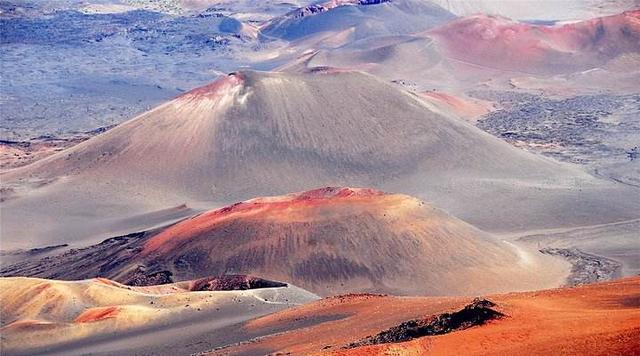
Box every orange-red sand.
[74,306,120,323]
[211,277,640,355]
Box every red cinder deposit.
[428,10,640,74]
[74,306,120,323]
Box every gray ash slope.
[2,70,639,248]
[261,0,455,41]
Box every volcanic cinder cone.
[1,188,569,297]
[427,10,640,75]
[133,187,568,296]
[2,70,639,248]
[260,0,455,42]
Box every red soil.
[31,282,52,295]
[178,72,245,100]
[74,306,120,323]
[419,91,494,120]
[210,277,640,355]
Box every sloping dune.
[2,70,639,249]
[302,35,457,89]
[0,276,318,355]
[206,276,640,355]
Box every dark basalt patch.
[359,0,391,5]
[620,295,640,308]
[0,230,148,281]
[539,248,622,286]
[25,244,69,255]
[190,275,287,291]
[127,268,174,286]
[345,298,503,348]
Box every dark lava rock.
[346,298,503,348]
[539,248,622,286]
[190,275,287,291]
[127,269,174,286]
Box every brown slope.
[0,187,568,297]
[206,276,640,355]
[2,69,639,249]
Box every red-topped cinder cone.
[0,187,563,297]
[177,72,246,101]
[428,11,640,74]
